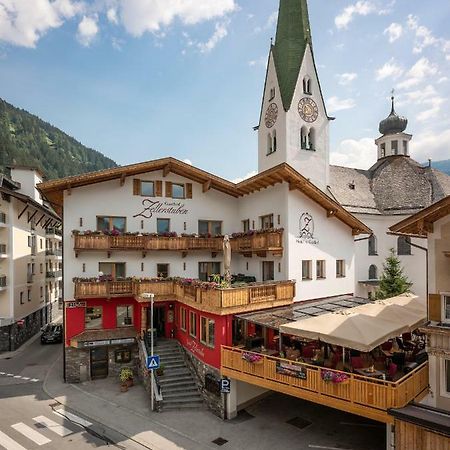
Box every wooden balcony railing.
[74,279,295,314]
[221,347,429,424]
[73,231,283,255]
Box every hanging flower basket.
[321,370,349,384]
[242,352,264,364]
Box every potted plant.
[119,367,134,389]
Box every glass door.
[90,347,108,380]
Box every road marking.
[6,374,14,377]
[0,372,4,375]
[30,379,39,383]
[0,430,28,450]
[32,416,72,437]
[13,376,21,379]
[11,423,51,446]
[53,409,92,428]
[21,378,30,381]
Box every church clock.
[298,97,318,123]
[265,103,278,128]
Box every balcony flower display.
[242,352,263,364]
[321,369,350,384]
[231,227,284,239]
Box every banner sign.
[134,200,188,219]
[66,301,87,308]
[276,362,307,380]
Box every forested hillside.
[431,159,450,175]
[0,98,117,179]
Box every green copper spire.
[273,0,312,111]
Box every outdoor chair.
[387,362,398,380]
[392,352,406,369]
[351,356,364,369]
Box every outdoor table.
[354,368,385,379]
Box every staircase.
[154,339,204,410]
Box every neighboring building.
[0,167,62,352]
[389,196,450,449]
[329,99,450,301]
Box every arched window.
[368,235,377,256]
[368,265,378,280]
[267,133,273,155]
[398,236,411,256]
[300,127,308,149]
[272,130,277,152]
[308,128,315,151]
[303,76,312,95]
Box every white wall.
[10,168,43,204]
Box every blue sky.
[0,0,449,181]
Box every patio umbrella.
[223,235,232,284]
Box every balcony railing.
[74,279,295,314]
[73,230,284,255]
[46,227,62,237]
[46,270,62,279]
[0,275,6,288]
[221,347,429,424]
[46,249,62,257]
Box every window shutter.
[133,179,141,196]
[428,294,441,322]
[165,181,173,198]
[155,180,162,197]
[186,183,193,199]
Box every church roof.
[273,0,312,111]
[329,156,450,216]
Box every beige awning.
[280,295,426,353]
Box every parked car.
[41,324,63,344]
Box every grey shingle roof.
[329,156,450,215]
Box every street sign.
[220,378,231,394]
[146,355,160,370]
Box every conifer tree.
[376,249,412,299]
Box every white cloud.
[197,21,228,53]
[232,170,257,184]
[398,85,445,122]
[326,96,356,114]
[384,23,402,43]
[248,56,266,68]
[0,0,83,47]
[331,138,377,169]
[77,15,98,47]
[375,58,403,81]
[335,1,375,30]
[254,11,277,34]
[183,158,192,165]
[337,72,358,86]
[111,37,124,51]
[397,57,438,90]
[411,128,450,162]
[407,14,437,54]
[107,8,118,25]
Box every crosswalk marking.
[32,416,72,437]
[0,430,27,450]
[21,378,29,381]
[30,379,39,383]
[11,423,51,446]
[0,373,39,382]
[13,376,21,379]
[53,409,92,428]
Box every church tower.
[258,0,331,191]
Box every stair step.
[163,390,201,399]
[163,362,186,368]
[159,376,196,386]
[163,403,204,410]
[164,396,204,405]
[163,368,191,375]
[160,356,185,362]
[161,383,197,393]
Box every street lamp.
[141,292,155,411]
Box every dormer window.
[269,87,276,101]
[303,76,312,95]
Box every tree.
[376,249,412,299]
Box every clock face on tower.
[298,97,319,123]
[265,103,278,128]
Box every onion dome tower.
[375,93,412,160]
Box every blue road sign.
[220,378,231,394]
[146,355,160,370]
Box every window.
[40,286,43,298]
[273,130,277,152]
[85,306,103,329]
[316,260,326,279]
[115,349,132,363]
[97,216,126,233]
[302,260,312,280]
[445,360,450,394]
[336,260,346,278]
[381,143,386,158]
[260,214,274,229]
[262,261,274,281]
[398,236,411,256]
[300,127,308,149]
[200,316,215,348]
[303,76,312,95]
[189,311,197,337]
[180,307,187,331]
[117,305,133,326]
[157,218,170,234]
[141,181,155,197]
[242,219,250,232]
[172,183,185,199]
[27,289,31,302]
[403,140,408,155]
[443,296,450,322]
[20,292,24,305]
[392,140,398,155]
[369,265,378,280]
[28,235,32,247]
[199,262,221,281]
[157,263,169,278]
[267,133,273,155]
[269,87,275,101]
[198,220,222,236]
[368,235,377,256]
[98,262,126,279]
[308,128,315,151]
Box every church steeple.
[273,0,312,111]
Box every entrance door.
[90,347,108,380]
[147,307,166,338]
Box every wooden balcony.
[73,230,283,256]
[221,347,429,424]
[74,279,295,315]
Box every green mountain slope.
[0,98,117,179]
[431,159,450,175]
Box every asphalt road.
[0,336,148,450]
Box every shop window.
[260,214,274,229]
[262,261,274,281]
[157,218,170,234]
[97,216,126,233]
[157,263,169,278]
[180,307,187,331]
[198,220,222,236]
[398,236,411,255]
[117,305,133,327]
[199,262,221,282]
[115,349,132,364]
[172,183,185,199]
[99,262,126,279]
[189,311,197,338]
[200,316,215,348]
[302,260,312,280]
[336,260,346,278]
[316,260,326,279]
[368,235,377,255]
[85,306,103,329]
[141,181,155,197]
[242,219,250,232]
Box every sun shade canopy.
[279,295,426,353]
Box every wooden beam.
[28,210,38,223]
[43,218,53,228]
[18,205,29,220]
[203,180,212,193]
[67,184,72,196]
[327,210,337,218]
[289,182,298,191]
[35,214,46,227]
[163,164,171,177]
